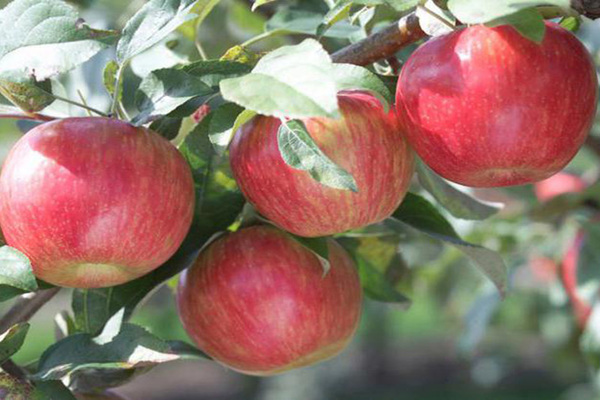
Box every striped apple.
[396,22,598,188]
[0,117,194,288]
[229,91,415,237]
[177,225,362,375]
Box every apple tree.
[0,0,598,398]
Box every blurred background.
[1,0,600,399]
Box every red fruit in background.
[396,22,598,188]
[0,117,194,288]
[562,231,592,328]
[177,225,363,376]
[529,256,558,284]
[230,91,414,237]
[192,104,211,124]
[534,172,587,202]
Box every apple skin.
[229,91,414,237]
[534,172,586,202]
[176,225,363,376]
[0,117,195,288]
[562,231,593,329]
[396,22,598,188]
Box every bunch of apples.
[0,21,597,376]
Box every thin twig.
[53,94,107,117]
[0,113,56,122]
[0,288,61,333]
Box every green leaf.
[207,103,244,154]
[0,0,117,80]
[0,71,55,113]
[416,1,456,37]
[149,117,183,140]
[32,380,77,400]
[0,246,38,302]
[221,109,258,153]
[133,68,213,125]
[102,60,122,103]
[560,16,581,31]
[0,323,29,364]
[291,235,331,275]
[447,0,570,24]
[180,60,252,88]
[278,119,358,192]
[331,63,392,111]
[487,7,546,43]
[220,39,340,119]
[391,193,507,296]
[417,162,502,220]
[267,8,361,38]
[252,0,278,11]
[116,0,200,63]
[178,0,223,41]
[35,323,188,381]
[338,236,411,306]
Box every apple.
[562,231,593,328]
[534,172,587,202]
[0,117,195,288]
[0,374,32,400]
[229,91,415,237]
[396,21,598,188]
[176,225,363,375]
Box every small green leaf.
[252,0,278,11]
[0,246,38,302]
[133,68,213,125]
[102,60,122,103]
[487,8,546,43]
[32,380,77,400]
[417,162,502,220]
[0,71,55,113]
[116,0,199,63]
[331,63,392,111]
[207,103,244,154]
[178,0,223,41]
[560,16,581,31]
[35,324,182,381]
[0,323,29,364]
[291,235,331,275]
[149,117,183,140]
[278,119,358,192]
[220,39,340,119]
[447,0,570,24]
[391,193,507,296]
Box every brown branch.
[0,113,56,122]
[0,288,61,333]
[572,0,600,19]
[331,12,425,66]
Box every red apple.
[396,22,598,188]
[0,117,194,288]
[0,373,33,400]
[534,172,587,202]
[177,225,362,375]
[562,231,593,328]
[229,91,414,237]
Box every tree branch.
[0,113,56,122]
[572,0,600,19]
[0,288,61,333]
[331,12,425,65]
